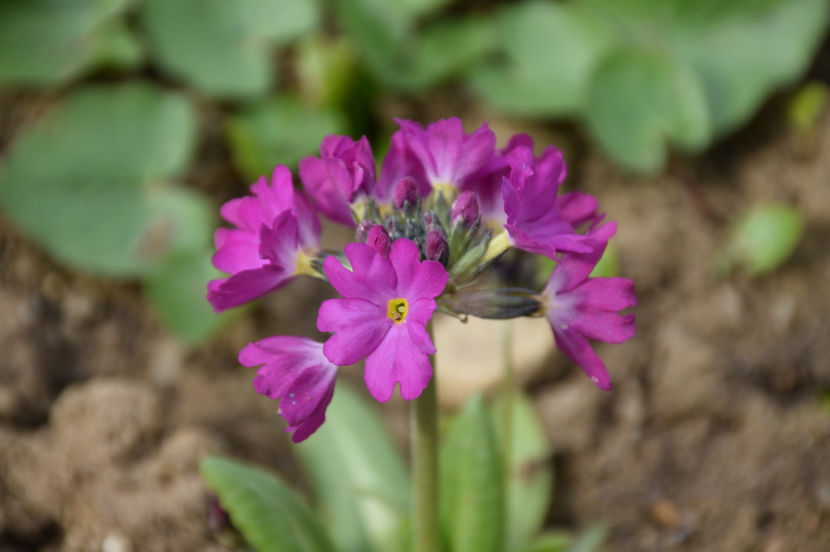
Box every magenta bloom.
[542,224,636,390]
[207,166,320,311]
[299,135,376,226]
[502,145,601,258]
[395,117,496,193]
[239,337,336,442]
[317,239,449,402]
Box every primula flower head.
[502,145,598,259]
[395,117,496,198]
[541,223,636,390]
[239,337,337,442]
[317,238,449,402]
[299,135,376,226]
[207,166,320,312]
[208,117,638,443]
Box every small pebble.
[649,498,681,529]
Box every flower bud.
[393,176,419,210]
[366,224,391,256]
[426,229,449,265]
[451,191,480,226]
[355,219,374,242]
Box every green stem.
[412,374,439,552]
[501,321,514,494]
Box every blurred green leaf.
[144,247,230,343]
[471,0,829,172]
[335,0,495,91]
[440,395,504,552]
[586,47,711,172]
[295,384,410,552]
[523,532,572,552]
[589,241,620,279]
[566,525,607,552]
[201,456,336,552]
[669,0,829,135]
[788,81,829,134]
[142,0,319,98]
[470,1,616,116]
[523,525,607,552]
[406,17,498,90]
[493,392,553,552]
[722,203,804,276]
[227,96,344,180]
[0,0,140,85]
[0,83,198,277]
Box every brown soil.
[1,85,830,552]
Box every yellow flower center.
[387,298,408,324]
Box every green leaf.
[440,395,504,552]
[0,0,139,85]
[722,203,804,276]
[493,393,553,552]
[201,456,336,552]
[523,532,572,552]
[406,17,498,90]
[589,241,620,279]
[295,384,410,552]
[144,247,231,343]
[566,525,607,552]
[227,96,344,180]
[0,83,198,277]
[470,0,829,172]
[788,81,829,134]
[670,0,830,135]
[141,0,319,98]
[470,1,616,116]
[585,47,711,172]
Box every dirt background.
[2,49,830,552]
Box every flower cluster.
[209,118,636,442]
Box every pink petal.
[364,326,433,401]
[576,278,637,312]
[318,298,390,365]
[207,266,290,312]
[258,212,299,269]
[557,191,599,227]
[571,312,636,344]
[552,327,611,391]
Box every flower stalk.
[412,341,439,552]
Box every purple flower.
[542,224,636,390]
[395,117,496,195]
[207,166,320,312]
[462,133,533,226]
[375,130,430,204]
[239,337,337,443]
[502,145,600,258]
[317,239,449,402]
[299,135,376,226]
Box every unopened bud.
[393,177,419,210]
[366,225,391,256]
[426,229,449,265]
[355,219,374,242]
[451,191,479,226]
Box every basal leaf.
[295,384,410,552]
[585,48,711,172]
[493,392,553,552]
[440,395,504,552]
[0,0,137,85]
[142,0,319,98]
[0,83,198,277]
[227,96,344,180]
[201,456,336,552]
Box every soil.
[1,77,830,552]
